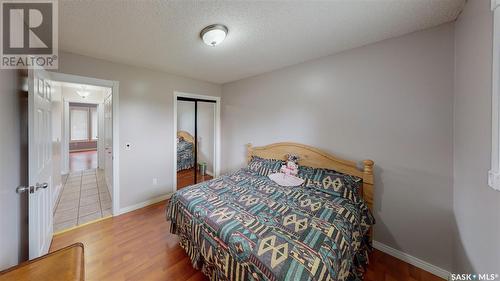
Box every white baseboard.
[117,193,172,215]
[373,241,450,280]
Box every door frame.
[173,92,221,191]
[49,72,120,215]
[62,100,101,174]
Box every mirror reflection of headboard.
[177,131,195,144]
[246,142,374,212]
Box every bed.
[177,131,195,171]
[167,142,375,281]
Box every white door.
[28,69,54,259]
[104,94,113,194]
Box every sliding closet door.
[196,101,215,183]
[176,97,217,189]
[176,100,196,189]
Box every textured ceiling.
[59,0,465,84]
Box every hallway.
[69,150,98,172]
[53,169,112,233]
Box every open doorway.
[50,78,115,233]
[174,92,220,190]
[22,69,119,259]
[68,103,98,172]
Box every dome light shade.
[200,24,228,47]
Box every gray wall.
[453,0,500,272]
[221,24,455,271]
[56,52,221,209]
[0,70,28,269]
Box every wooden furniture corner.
[0,243,85,281]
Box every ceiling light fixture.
[200,24,228,47]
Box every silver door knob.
[16,183,48,194]
[16,185,33,193]
[35,182,48,191]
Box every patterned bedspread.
[166,169,374,281]
[177,139,194,171]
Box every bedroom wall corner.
[453,0,500,273]
[220,23,455,272]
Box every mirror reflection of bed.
[176,98,216,189]
[176,131,213,189]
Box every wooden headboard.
[177,131,195,144]
[246,142,374,212]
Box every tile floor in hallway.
[53,169,112,233]
[69,150,98,172]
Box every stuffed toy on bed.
[280,154,299,176]
[269,154,304,186]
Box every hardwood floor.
[176,168,213,189]
[50,201,444,281]
[364,250,443,281]
[70,150,98,172]
[50,201,207,281]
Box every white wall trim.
[493,0,500,11]
[97,103,105,169]
[489,8,500,191]
[52,183,62,212]
[118,193,172,215]
[111,81,120,216]
[173,92,221,192]
[48,71,121,215]
[61,101,70,175]
[373,241,450,280]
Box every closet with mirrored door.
[176,96,216,189]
